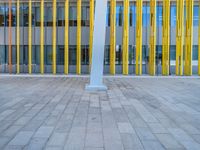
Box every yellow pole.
[149,0,156,76]
[89,0,94,70]
[8,0,12,74]
[162,0,170,76]
[16,0,20,74]
[28,0,32,74]
[199,1,200,75]
[40,0,44,74]
[176,0,184,76]
[52,0,57,74]
[77,0,82,74]
[110,0,116,75]
[122,0,129,75]
[184,0,193,76]
[64,0,69,74]
[136,0,143,75]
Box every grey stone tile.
[1,77,200,149]
[47,132,67,146]
[120,133,144,150]
[155,134,184,149]
[135,128,156,141]
[141,140,165,150]
[85,133,104,148]
[24,137,48,150]
[117,122,135,134]
[34,126,54,138]
[8,131,34,146]
[0,137,10,148]
[148,123,168,134]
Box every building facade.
[0,0,199,75]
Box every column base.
[85,84,108,91]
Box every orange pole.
[8,0,12,73]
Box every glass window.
[157,5,162,26]
[82,6,89,26]
[69,45,76,65]
[104,45,109,65]
[81,45,89,65]
[116,45,122,65]
[170,45,176,60]
[19,5,23,26]
[143,4,150,27]
[57,6,64,26]
[5,5,9,26]
[0,5,5,26]
[19,46,23,64]
[116,5,123,26]
[22,45,28,65]
[156,45,162,64]
[5,46,8,64]
[12,46,16,64]
[45,46,52,65]
[57,46,64,65]
[35,7,40,26]
[106,6,110,26]
[129,45,134,64]
[0,46,6,64]
[32,46,40,64]
[142,45,148,62]
[23,4,28,26]
[130,5,136,27]
[170,5,176,27]
[4,5,17,26]
[193,45,198,60]
[193,6,199,26]
[45,6,52,26]
[69,6,77,26]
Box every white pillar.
[85,0,108,91]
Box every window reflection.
[0,5,5,26]
[193,6,199,26]
[157,4,162,26]
[57,6,65,26]
[116,5,123,26]
[69,6,77,26]
[23,4,28,26]
[130,5,136,27]
[35,7,40,26]
[170,5,176,27]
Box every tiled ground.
[0,76,200,150]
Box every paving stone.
[0,77,200,149]
[117,122,135,134]
[47,132,67,146]
[85,133,104,148]
[8,131,34,146]
[24,137,48,150]
[120,133,144,150]
[155,133,184,149]
[141,140,165,150]
[135,128,156,141]
[147,123,168,134]
[34,126,54,138]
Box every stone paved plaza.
[0,76,200,150]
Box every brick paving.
[0,76,200,150]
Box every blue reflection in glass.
[193,6,199,26]
[170,5,176,27]
[143,4,150,27]
[130,5,136,27]
[157,5,162,26]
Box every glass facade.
[0,1,199,74]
